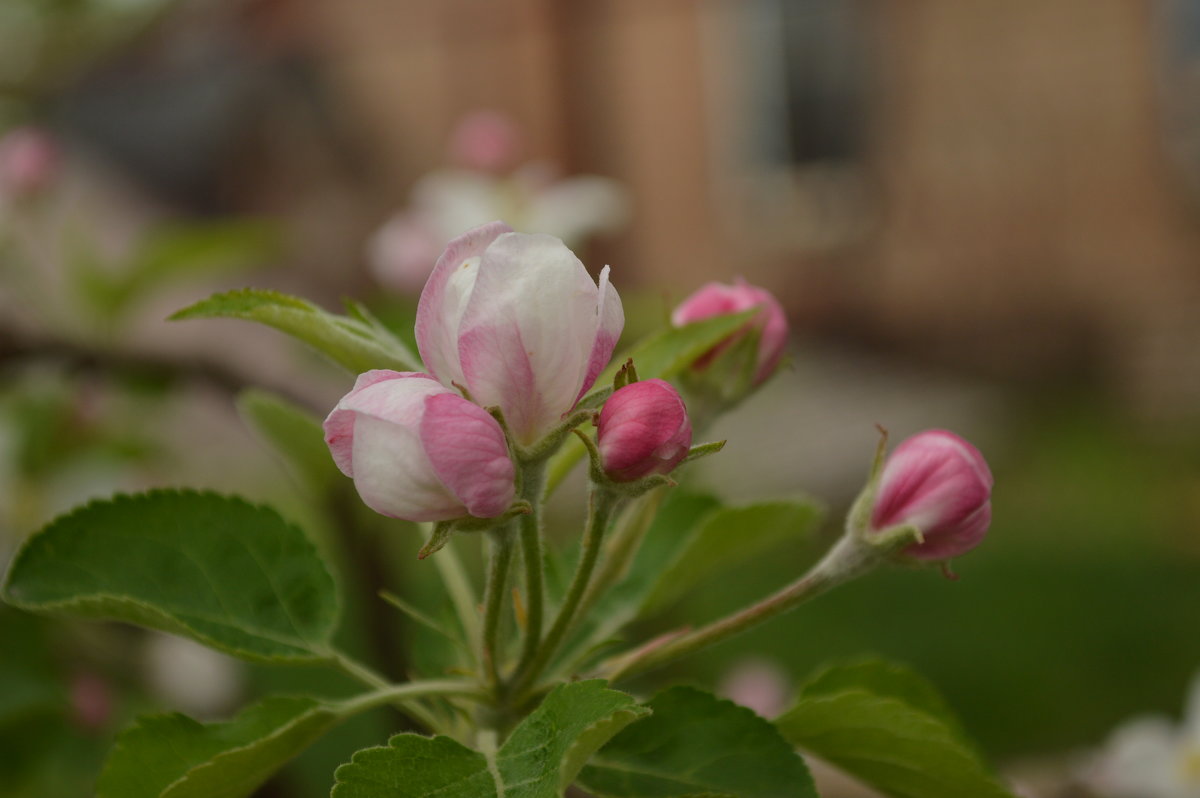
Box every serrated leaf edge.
[2,488,341,664]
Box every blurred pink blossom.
[0,126,58,199]
[69,671,113,732]
[448,110,521,172]
[369,115,628,294]
[718,657,791,719]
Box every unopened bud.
[869,429,993,562]
[671,279,788,386]
[597,379,692,482]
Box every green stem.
[513,486,617,697]
[331,651,392,691]
[513,463,547,676]
[600,533,892,682]
[336,678,487,717]
[576,488,665,622]
[482,525,516,687]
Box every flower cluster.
[326,221,688,523]
[328,221,994,571]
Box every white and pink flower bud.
[597,379,692,482]
[870,430,993,561]
[416,222,624,445]
[671,279,789,385]
[324,370,516,522]
[0,126,58,198]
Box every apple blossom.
[324,370,515,521]
[671,279,789,385]
[597,379,692,482]
[870,429,993,562]
[416,222,623,445]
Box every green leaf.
[546,310,758,494]
[588,309,759,405]
[578,686,816,798]
[641,497,823,614]
[97,696,339,798]
[332,680,649,798]
[775,660,1015,798]
[3,490,340,663]
[170,289,420,374]
[797,658,962,730]
[236,389,339,494]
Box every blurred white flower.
[143,632,243,718]
[717,656,791,719]
[368,113,629,294]
[1082,671,1200,798]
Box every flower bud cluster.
[324,220,994,571]
[327,223,621,522]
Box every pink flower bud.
[0,127,58,198]
[416,222,624,445]
[324,370,516,521]
[871,430,993,561]
[448,111,521,173]
[671,279,789,385]
[597,379,692,482]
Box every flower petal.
[323,370,424,477]
[350,413,463,520]
[575,264,625,404]
[420,393,515,518]
[415,221,512,385]
[458,232,600,443]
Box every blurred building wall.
[298,0,1200,416]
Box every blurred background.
[2,1,1200,796]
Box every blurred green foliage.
[634,392,1200,758]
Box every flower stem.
[599,532,892,682]
[512,486,617,697]
[482,525,515,687]
[335,678,486,717]
[577,487,665,621]
[330,651,392,691]
[513,463,546,676]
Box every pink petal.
[420,393,515,518]
[458,232,599,443]
[323,370,426,477]
[415,221,512,385]
[575,264,625,404]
